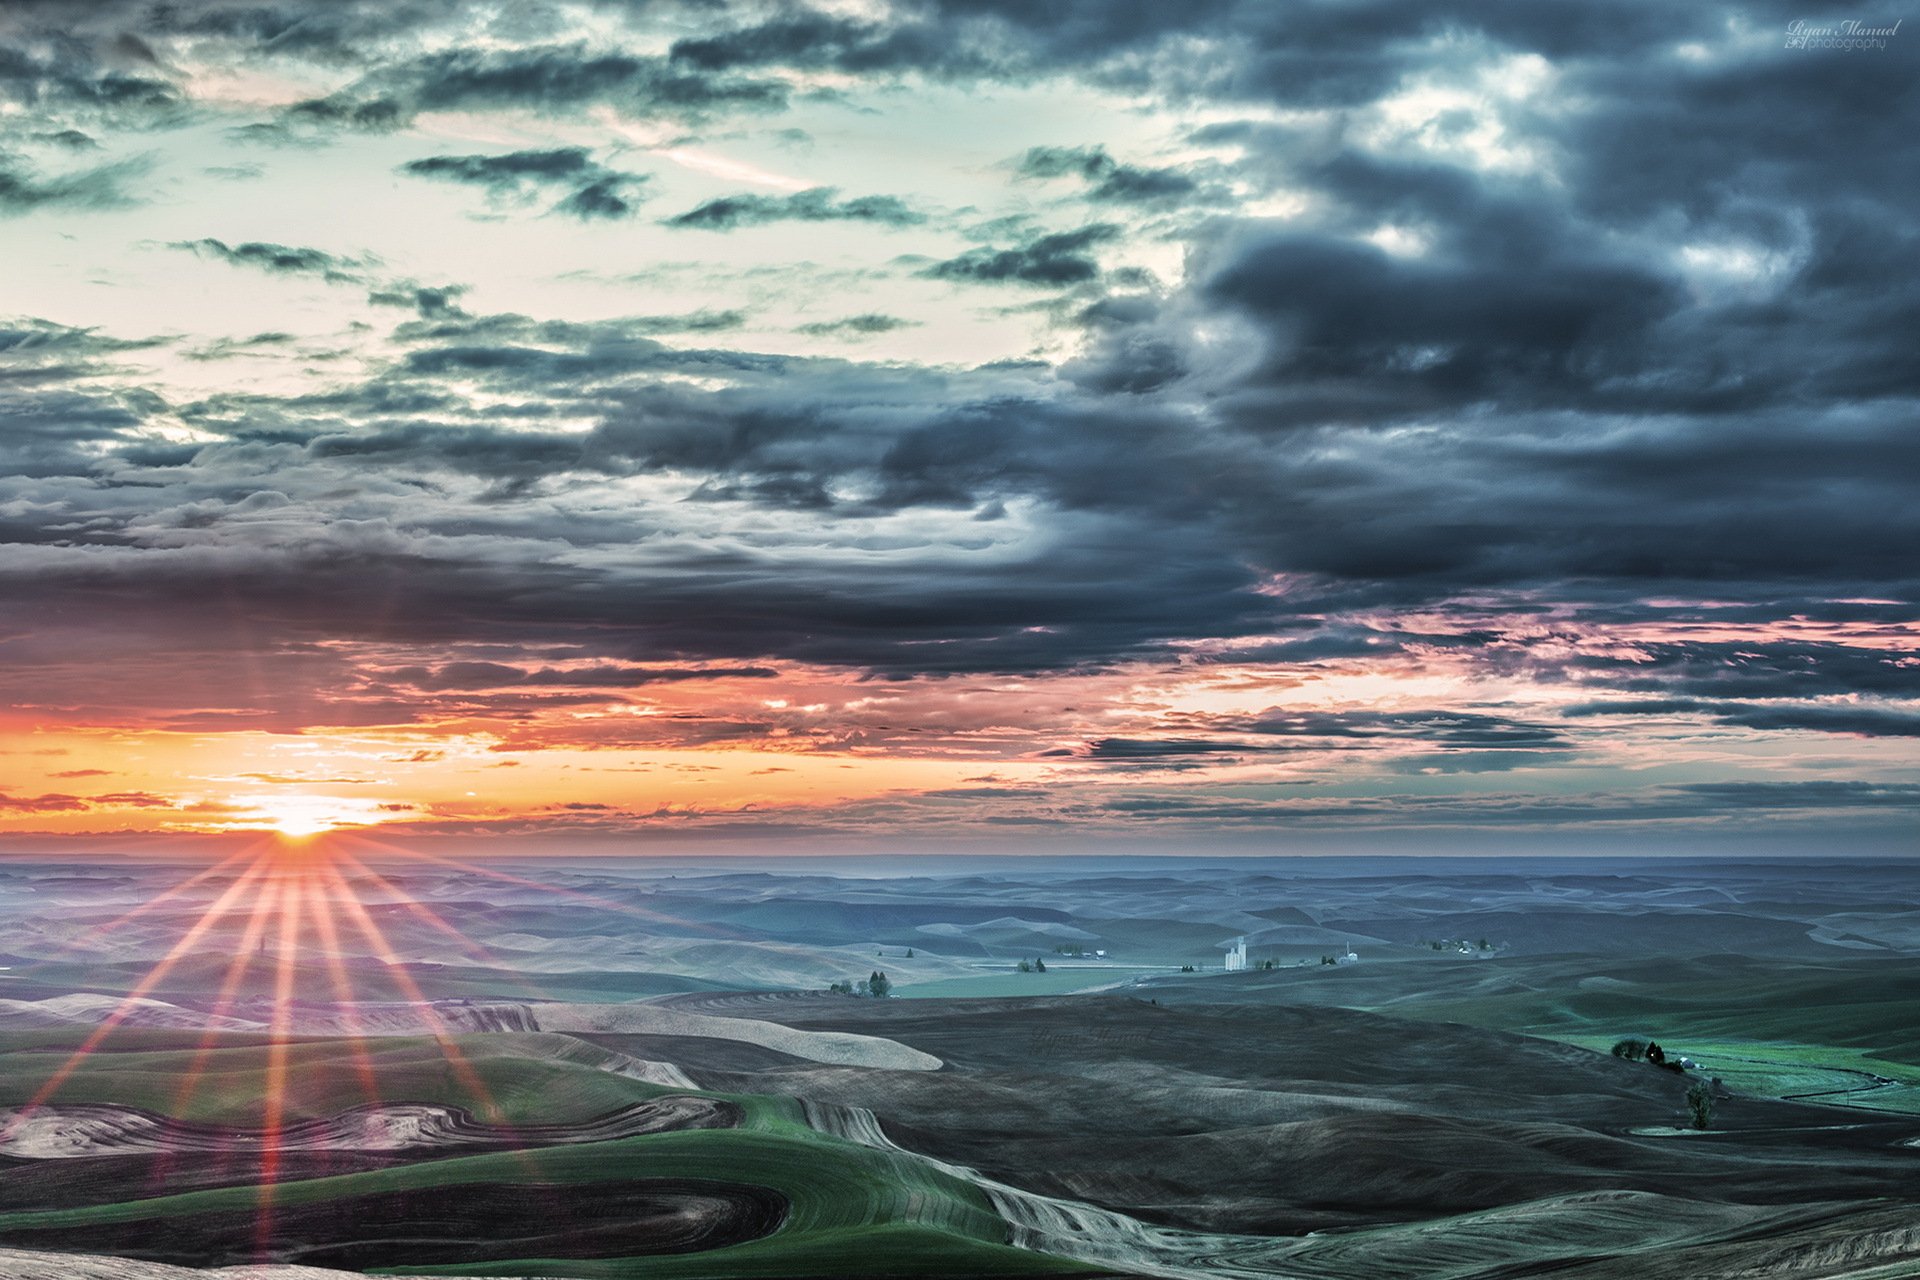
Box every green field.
[0,1028,1096,1278]
[1552,1034,1920,1115]
[0,1029,653,1126]
[1343,959,1920,1116]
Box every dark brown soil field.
[0,1177,789,1268]
[645,992,1920,1237]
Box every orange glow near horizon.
[1,611,1912,856]
[0,717,1017,840]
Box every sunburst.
[0,829,730,1260]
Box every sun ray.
[341,833,741,937]
[317,862,507,1126]
[148,875,287,1199]
[19,846,265,975]
[300,866,384,1104]
[254,880,304,1258]
[330,849,552,1003]
[3,857,273,1139]
[342,833,836,975]
[172,877,285,1117]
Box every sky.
[0,0,1915,857]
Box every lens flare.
[0,830,679,1257]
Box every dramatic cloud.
[171,238,369,281]
[280,43,787,133]
[663,186,923,230]
[0,151,146,214]
[0,0,1912,851]
[922,225,1120,286]
[400,147,650,220]
[795,314,916,339]
[0,38,182,122]
[1565,700,1920,739]
[1015,145,1201,204]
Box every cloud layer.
[0,0,1913,851]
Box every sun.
[243,795,391,841]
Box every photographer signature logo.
[1785,18,1900,49]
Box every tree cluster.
[827,970,892,997]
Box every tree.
[868,970,892,998]
[1686,1081,1715,1130]
[1611,1038,1649,1061]
[1017,958,1033,973]
[905,947,914,958]
[829,980,853,994]
[1035,957,1047,973]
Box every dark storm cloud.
[922,224,1119,286]
[1195,225,1683,421]
[662,187,923,231]
[1170,405,1920,597]
[659,1,1835,113]
[8,259,1910,692]
[1015,145,1200,204]
[0,385,146,475]
[69,259,1901,677]
[1058,294,1185,395]
[0,432,1276,678]
[172,238,368,281]
[400,147,649,220]
[9,326,1253,677]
